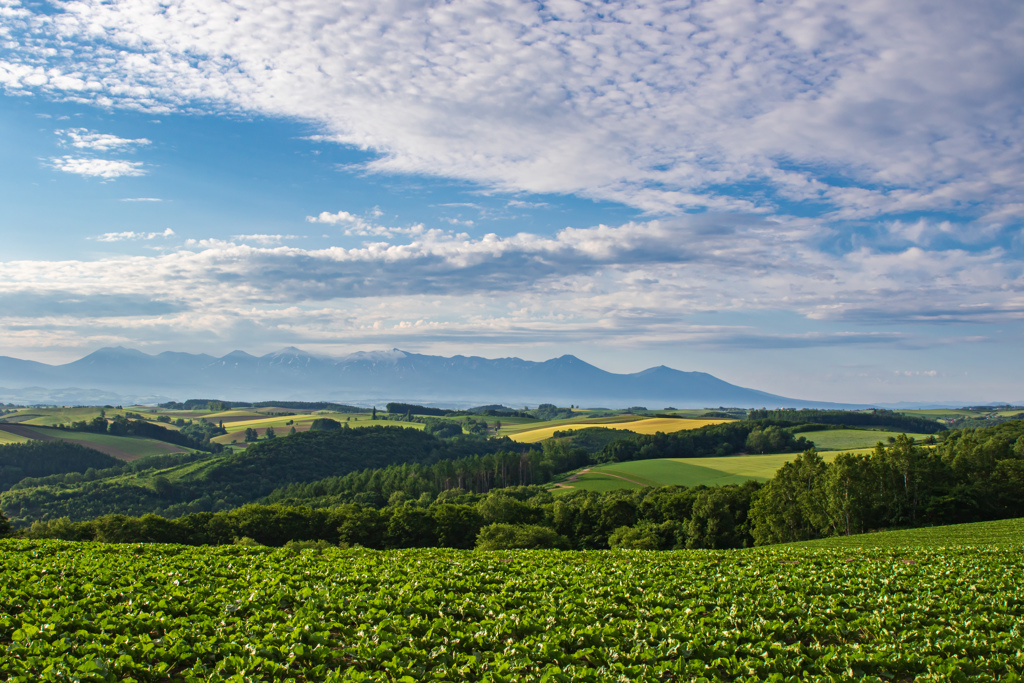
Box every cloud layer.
[2,217,1020,348]
[2,0,1022,223]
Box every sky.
[1,0,1023,405]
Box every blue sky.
[1,0,1023,404]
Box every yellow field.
[507,418,733,443]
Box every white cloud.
[56,128,150,152]
[307,211,359,225]
[93,228,175,242]
[3,0,1022,226]
[306,210,428,238]
[49,156,146,179]
[231,234,302,245]
[120,197,163,202]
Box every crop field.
[3,407,129,426]
[500,414,646,436]
[211,413,424,444]
[0,428,30,445]
[2,540,1021,682]
[791,517,1024,550]
[508,418,732,443]
[52,432,189,460]
[555,452,844,493]
[0,425,187,461]
[805,429,931,451]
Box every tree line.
[0,441,121,491]
[746,408,945,434]
[750,422,1024,543]
[11,483,761,551]
[54,415,226,452]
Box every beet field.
[1,539,1022,682]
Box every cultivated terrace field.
[1,532,1022,681]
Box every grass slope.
[788,517,1024,549]
[211,413,424,444]
[555,452,843,493]
[509,417,732,443]
[0,425,186,461]
[0,427,502,523]
[0,429,30,445]
[805,429,931,451]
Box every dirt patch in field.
[0,424,181,462]
[551,467,649,490]
[0,424,55,440]
[0,414,43,424]
[552,468,590,490]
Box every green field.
[804,428,930,451]
[211,412,425,444]
[1,540,1021,681]
[5,407,130,426]
[54,431,188,459]
[790,517,1024,549]
[0,430,30,445]
[555,452,844,493]
[1,426,187,460]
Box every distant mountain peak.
[267,346,313,357]
[221,350,257,360]
[92,346,150,356]
[338,349,408,363]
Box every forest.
[7,421,1023,551]
[0,419,810,524]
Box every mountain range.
[0,346,861,408]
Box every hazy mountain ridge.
[2,346,863,408]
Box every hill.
[0,426,514,524]
[552,452,844,493]
[787,516,1024,549]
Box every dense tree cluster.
[748,422,1024,543]
[20,482,763,551]
[596,420,809,462]
[265,443,573,507]
[308,418,342,431]
[746,409,945,434]
[533,404,576,421]
[0,441,121,491]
